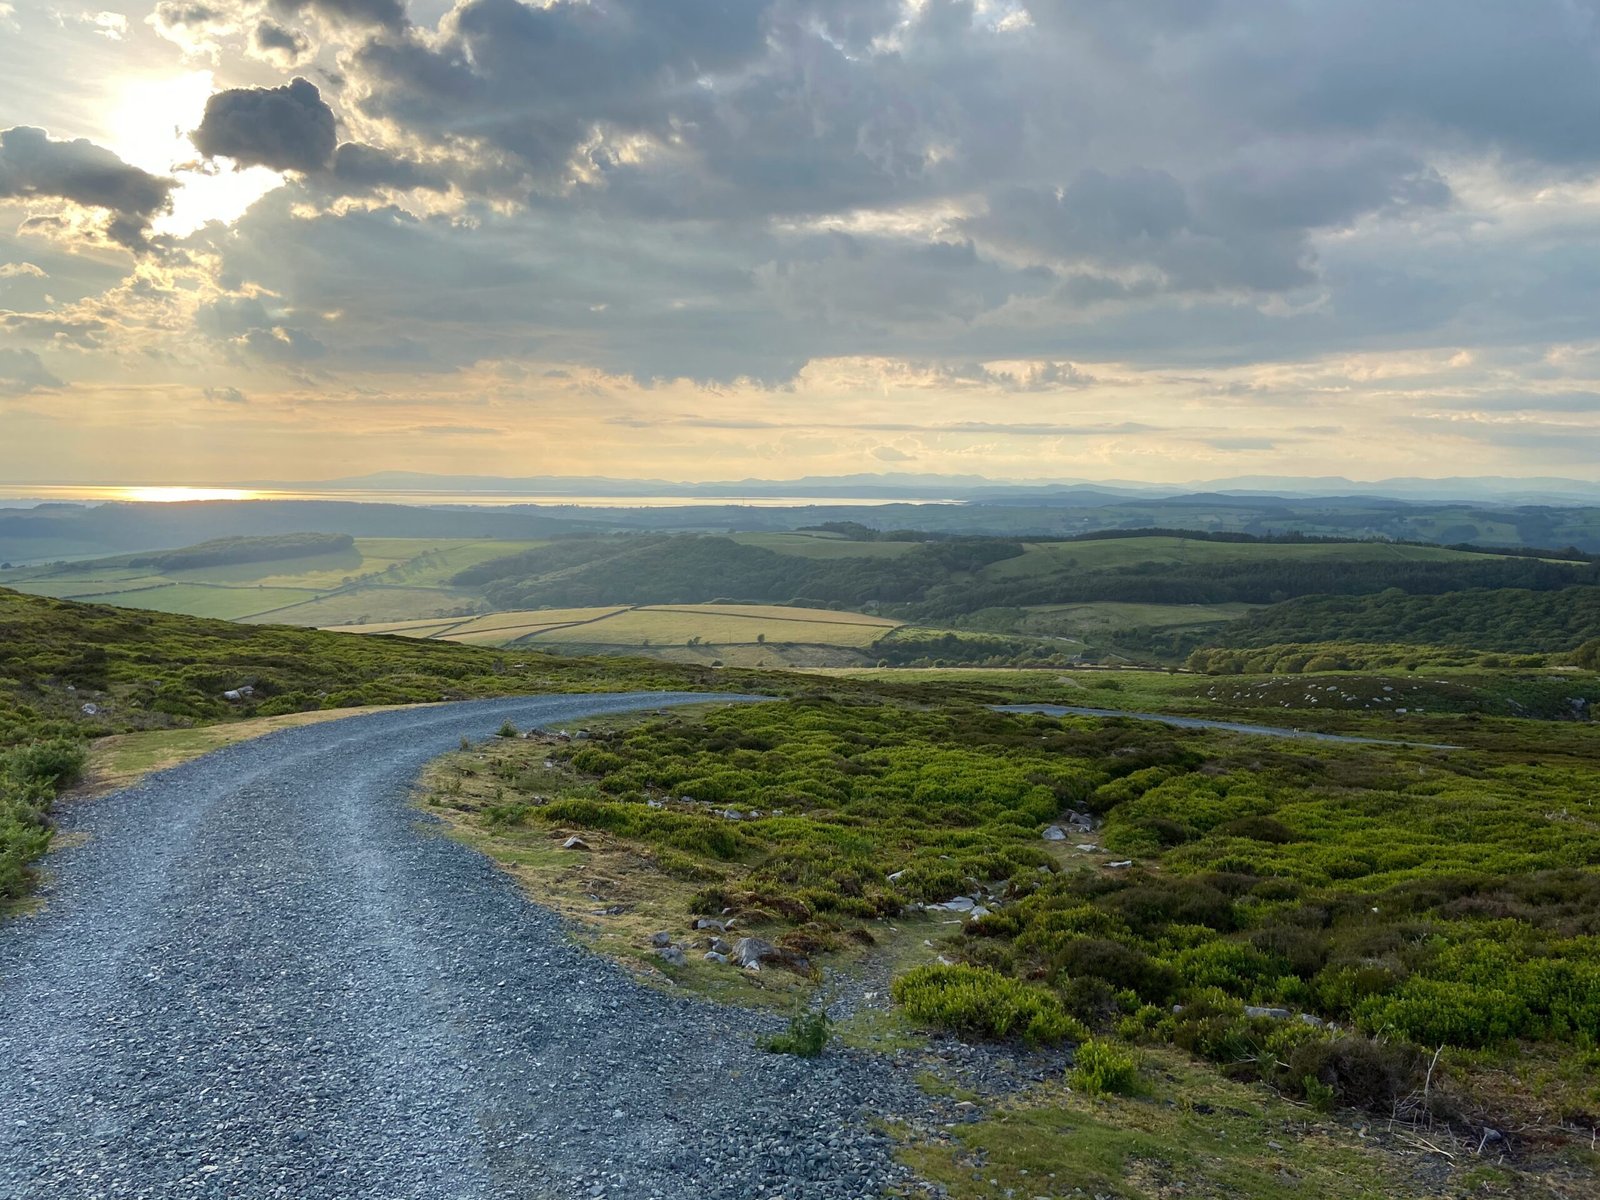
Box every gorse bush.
[892,964,1088,1046]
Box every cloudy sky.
[1,0,1598,485]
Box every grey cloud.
[203,385,247,403]
[0,126,174,251]
[197,293,327,363]
[623,415,1158,437]
[253,20,310,66]
[269,0,406,32]
[328,142,449,195]
[193,78,337,173]
[871,445,915,462]
[0,347,62,394]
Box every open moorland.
[4,555,1600,1196]
[426,682,1600,1197]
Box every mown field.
[438,690,1600,1196]
[334,602,906,666]
[1,537,547,627]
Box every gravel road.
[994,703,1459,749]
[0,693,930,1200]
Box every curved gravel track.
[994,703,1458,749]
[0,693,927,1200]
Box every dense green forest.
[126,531,355,572]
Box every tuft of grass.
[496,720,519,738]
[760,998,833,1057]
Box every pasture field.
[1012,600,1258,638]
[333,603,903,659]
[75,584,327,620]
[3,538,547,625]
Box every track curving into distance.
[0,693,922,1200]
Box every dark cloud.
[0,347,61,394]
[253,20,311,66]
[0,126,174,251]
[328,142,449,195]
[269,0,407,32]
[197,293,327,363]
[193,78,337,174]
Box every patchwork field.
[1,538,548,626]
[332,601,904,664]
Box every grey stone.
[731,937,781,970]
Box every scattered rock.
[1041,825,1068,841]
[1075,843,1098,852]
[655,945,686,967]
[561,836,591,851]
[649,931,674,948]
[703,951,728,965]
[709,937,731,956]
[731,936,782,970]
[1106,860,1133,869]
[694,918,727,933]
[938,896,976,912]
[1244,1006,1293,1020]
[79,703,100,716]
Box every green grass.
[334,603,904,653]
[5,538,549,627]
[899,1049,1486,1200]
[75,584,326,620]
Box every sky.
[0,0,1598,486]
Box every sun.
[104,70,283,235]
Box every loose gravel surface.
[0,693,934,1200]
[994,703,1459,749]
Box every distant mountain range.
[281,471,1600,506]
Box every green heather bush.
[892,963,1088,1046]
[1069,1039,1140,1095]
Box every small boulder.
[80,702,100,716]
[561,836,591,851]
[1244,1005,1293,1021]
[710,937,731,955]
[703,951,729,965]
[656,945,686,967]
[694,918,727,933]
[939,896,976,912]
[649,931,674,947]
[1041,825,1068,841]
[1106,859,1134,869]
[731,936,781,970]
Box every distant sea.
[0,485,957,508]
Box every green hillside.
[0,585,770,901]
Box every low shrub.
[892,963,1087,1046]
[1069,1039,1141,1096]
